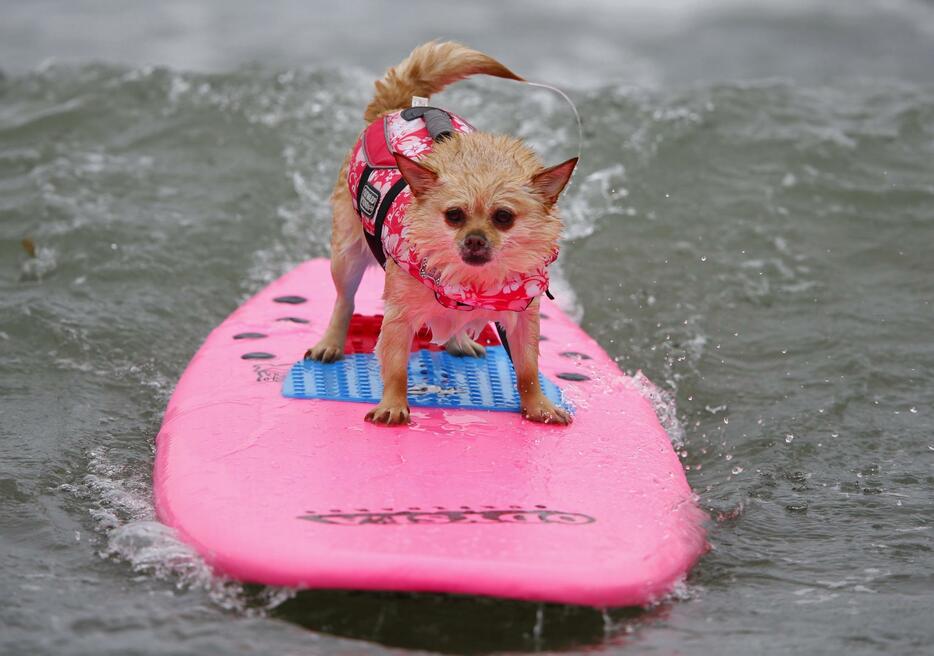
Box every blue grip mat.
[282,346,570,413]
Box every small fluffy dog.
[306,42,576,426]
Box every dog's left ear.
[530,157,578,207]
[395,153,439,197]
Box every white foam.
[628,371,686,448]
[65,447,295,614]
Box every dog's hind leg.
[444,333,486,358]
[305,166,371,363]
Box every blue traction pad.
[283,346,571,413]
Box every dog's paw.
[304,340,344,363]
[521,398,572,425]
[365,401,411,425]
[444,334,486,358]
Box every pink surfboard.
[153,259,706,607]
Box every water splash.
[62,446,294,615]
[628,371,686,448]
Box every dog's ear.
[395,153,439,197]
[530,157,578,206]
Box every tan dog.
[306,42,576,426]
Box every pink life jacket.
[347,108,555,312]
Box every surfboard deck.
[153,258,706,607]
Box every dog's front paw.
[521,397,572,425]
[365,401,411,425]
[444,334,486,358]
[304,339,344,363]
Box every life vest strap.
[355,164,374,215]
[364,176,409,269]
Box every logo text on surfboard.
[298,506,595,526]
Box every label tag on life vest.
[359,184,380,218]
[411,96,429,107]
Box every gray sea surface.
[2,1,933,654]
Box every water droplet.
[785,434,795,443]
[909,407,918,414]
[532,604,545,643]
[725,454,733,461]
[731,466,744,475]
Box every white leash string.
[523,80,584,162]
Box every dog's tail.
[364,41,523,123]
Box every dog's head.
[395,132,576,288]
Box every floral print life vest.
[347,109,555,312]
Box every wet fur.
[306,42,575,426]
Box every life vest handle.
[401,106,455,142]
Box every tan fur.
[364,41,522,123]
[368,267,414,424]
[402,133,566,289]
[307,42,575,426]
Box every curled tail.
[364,41,523,123]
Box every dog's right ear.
[530,157,578,207]
[395,153,439,197]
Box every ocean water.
[2,1,933,654]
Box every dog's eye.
[491,208,515,228]
[444,208,466,225]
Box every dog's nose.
[459,232,492,265]
[463,232,489,252]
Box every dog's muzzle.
[460,232,492,265]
